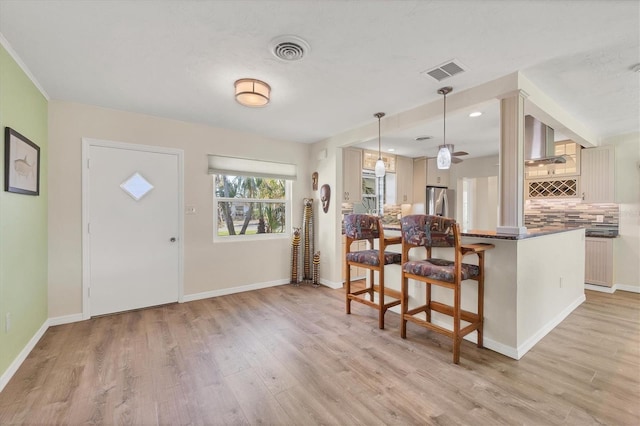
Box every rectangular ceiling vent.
[421,59,466,82]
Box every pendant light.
[436,87,452,170]
[374,112,386,177]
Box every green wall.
[0,44,48,379]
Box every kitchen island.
[377,226,586,360]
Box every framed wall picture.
[4,127,40,196]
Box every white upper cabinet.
[581,145,615,203]
[426,158,450,187]
[342,148,362,202]
[413,158,427,203]
[395,156,414,204]
[362,150,396,173]
[525,140,581,179]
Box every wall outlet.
[596,215,604,223]
[5,312,10,332]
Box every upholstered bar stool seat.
[400,214,493,364]
[344,214,402,329]
[346,250,401,266]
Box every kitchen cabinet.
[525,140,581,178]
[585,237,613,287]
[395,156,414,204]
[412,157,427,203]
[363,150,396,173]
[426,158,449,187]
[526,177,580,199]
[412,157,448,205]
[581,145,615,203]
[342,148,362,202]
[524,141,583,199]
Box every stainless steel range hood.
[524,115,566,164]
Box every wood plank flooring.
[1,284,638,425]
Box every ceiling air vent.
[270,35,310,62]
[421,59,466,82]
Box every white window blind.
[208,155,297,180]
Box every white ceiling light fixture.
[234,78,271,107]
[374,112,386,177]
[469,111,482,117]
[437,87,453,170]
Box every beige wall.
[606,132,640,290]
[48,101,311,318]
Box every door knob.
[170,237,176,242]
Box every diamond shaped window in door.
[120,172,154,201]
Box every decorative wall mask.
[312,172,319,191]
[320,184,331,213]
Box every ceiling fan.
[432,144,469,164]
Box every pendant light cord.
[443,91,446,147]
[373,112,386,178]
[373,112,385,160]
[437,87,452,151]
[378,116,382,160]
[374,112,385,160]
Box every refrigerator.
[426,186,456,218]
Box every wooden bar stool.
[344,214,402,329]
[399,214,494,363]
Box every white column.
[497,91,528,235]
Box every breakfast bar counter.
[376,226,586,359]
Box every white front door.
[83,139,182,316]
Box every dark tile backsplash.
[525,199,619,229]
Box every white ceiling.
[0,1,638,160]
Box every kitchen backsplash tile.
[382,205,402,225]
[340,202,402,226]
[525,199,619,229]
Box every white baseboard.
[483,337,519,360]
[515,294,586,360]
[585,283,616,293]
[182,279,290,302]
[48,313,85,327]
[319,278,343,289]
[0,319,49,393]
[584,283,640,294]
[615,283,640,294]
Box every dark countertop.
[382,225,590,240]
[382,220,618,240]
[461,227,585,240]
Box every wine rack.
[527,178,579,198]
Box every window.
[214,175,290,239]
[208,155,296,241]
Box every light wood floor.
[1,283,639,425]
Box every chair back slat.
[344,214,381,240]
[400,215,456,248]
